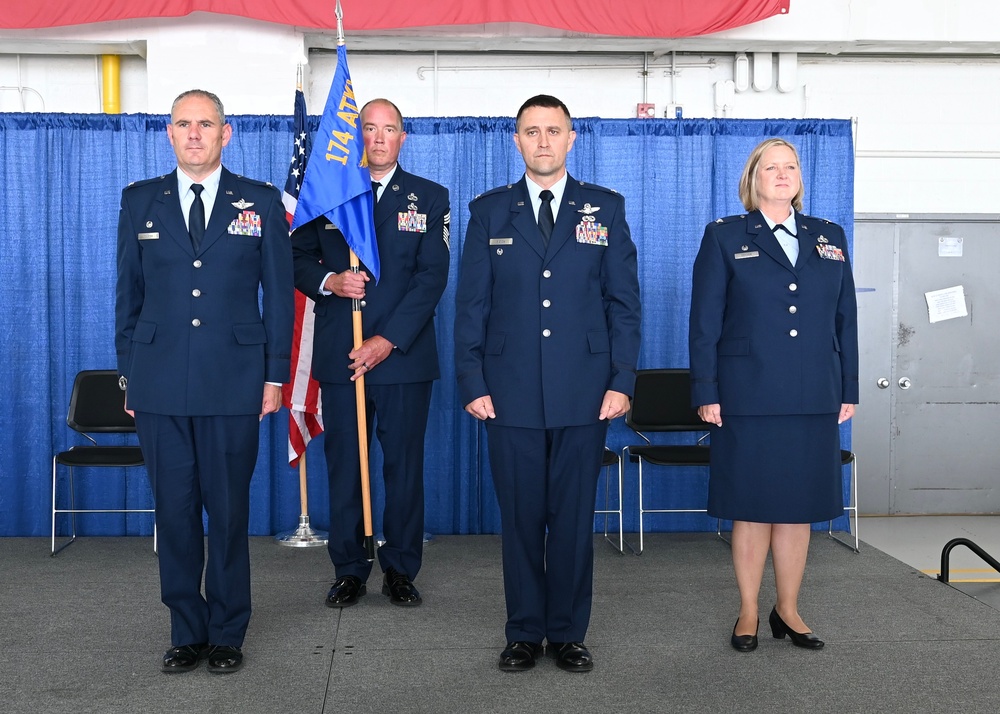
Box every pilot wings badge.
[577,203,601,224]
[231,198,255,210]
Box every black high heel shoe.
[768,606,824,649]
[730,618,759,652]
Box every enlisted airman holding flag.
[291,7,450,609]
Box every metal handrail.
[937,537,1000,583]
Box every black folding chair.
[623,369,723,554]
[51,370,155,555]
[595,447,624,553]
[828,450,859,552]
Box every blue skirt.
[707,413,843,524]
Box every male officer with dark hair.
[455,94,641,672]
[116,89,293,674]
[292,98,450,609]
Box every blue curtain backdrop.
[0,113,854,538]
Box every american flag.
[282,89,323,466]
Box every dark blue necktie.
[189,183,205,252]
[538,189,554,248]
[774,223,799,264]
[371,180,381,203]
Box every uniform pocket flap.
[587,329,611,354]
[485,332,506,356]
[132,320,156,344]
[718,338,749,356]
[233,322,268,345]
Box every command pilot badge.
[231,198,255,210]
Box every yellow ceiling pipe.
[101,55,121,114]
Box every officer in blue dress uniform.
[115,90,293,674]
[455,95,641,672]
[292,99,450,609]
[689,138,858,653]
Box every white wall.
[1,0,999,214]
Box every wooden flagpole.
[350,250,376,560]
[336,0,374,560]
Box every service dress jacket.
[689,209,859,414]
[115,167,294,415]
[455,174,642,428]
[291,165,450,385]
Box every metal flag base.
[275,515,329,547]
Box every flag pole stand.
[276,453,328,547]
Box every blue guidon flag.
[292,44,379,282]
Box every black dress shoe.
[382,567,422,606]
[548,641,594,672]
[207,645,243,674]
[498,641,544,672]
[731,618,759,652]
[326,575,366,608]
[161,643,208,673]
[768,606,824,649]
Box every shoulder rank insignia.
[232,198,255,210]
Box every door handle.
[898,377,912,389]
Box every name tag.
[490,238,513,245]
[734,251,759,259]
[138,232,159,240]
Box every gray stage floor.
[3,533,1000,714]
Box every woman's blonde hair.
[738,138,804,213]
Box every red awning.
[1,1,789,36]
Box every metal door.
[854,215,1000,514]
